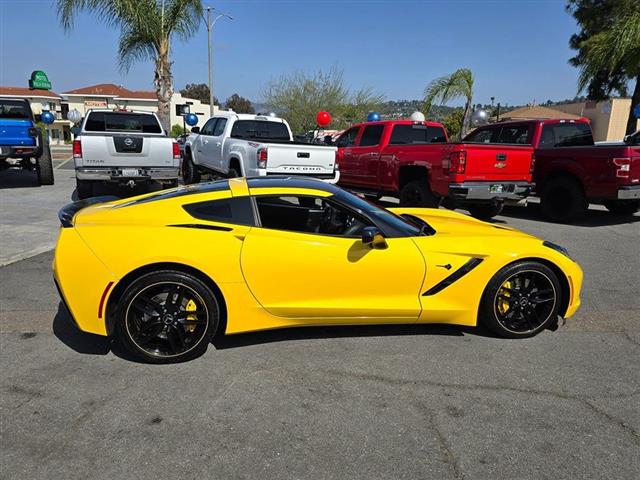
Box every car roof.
[246,176,339,194]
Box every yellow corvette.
[54,177,582,363]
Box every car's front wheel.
[182,152,201,184]
[116,271,219,363]
[480,261,561,338]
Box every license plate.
[121,168,140,177]
[490,184,504,193]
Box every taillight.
[449,150,466,174]
[530,153,536,174]
[73,139,82,159]
[257,147,268,169]
[612,157,631,178]
[172,142,181,159]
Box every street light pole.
[203,7,233,117]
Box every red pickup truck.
[335,120,533,219]
[463,119,640,221]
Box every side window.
[201,118,218,136]
[465,128,495,143]
[212,118,227,136]
[539,123,594,148]
[84,112,105,132]
[182,197,255,226]
[336,127,359,148]
[255,195,371,237]
[358,125,384,147]
[427,126,447,143]
[497,126,530,144]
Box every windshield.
[230,120,290,141]
[333,190,429,237]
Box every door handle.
[203,139,209,144]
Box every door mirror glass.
[361,226,387,249]
[190,126,200,134]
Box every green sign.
[29,70,52,90]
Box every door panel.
[240,228,425,321]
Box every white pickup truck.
[182,112,339,184]
[73,109,181,199]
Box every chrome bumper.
[617,185,640,200]
[76,167,179,181]
[449,182,534,201]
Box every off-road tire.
[36,146,54,185]
[399,180,440,208]
[182,152,201,184]
[541,177,588,223]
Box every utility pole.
[203,6,233,117]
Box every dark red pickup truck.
[463,119,640,221]
[335,120,534,218]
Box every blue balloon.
[185,113,198,126]
[41,111,55,125]
[367,112,381,122]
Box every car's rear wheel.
[116,271,219,363]
[480,261,561,338]
[399,180,440,208]
[36,146,54,185]
[182,152,201,184]
[602,199,639,215]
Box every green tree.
[441,108,465,141]
[180,83,219,105]
[423,68,474,138]
[225,93,254,113]
[170,123,185,137]
[57,0,204,131]
[567,0,640,134]
[263,67,383,133]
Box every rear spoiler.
[58,196,119,228]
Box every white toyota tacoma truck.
[182,112,339,184]
[73,109,181,199]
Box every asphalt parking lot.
[1,165,639,479]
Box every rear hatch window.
[0,100,31,120]
[230,120,290,141]
[389,124,447,144]
[84,112,162,134]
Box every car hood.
[388,207,535,241]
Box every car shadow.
[0,168,38,188]
[52,302,111,355]
[500,202,640,227]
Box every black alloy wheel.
[481,261,561,338]
[117,271,218,363]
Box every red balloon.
[316,111,331,127]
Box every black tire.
[541,177,588,223]
[182,152,201,184]
[115,270,219,364]
[76,179,94,199]
[602,199,639,215]
[480,261,561,338]
[228,166,240,178]
[467,202,504,220]
[36,146,54,185]
[399,180,440,208]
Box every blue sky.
[1,0,582,106]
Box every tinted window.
[183,196,255,225]
[464,128,497,143]
[201,118,217,135]
[359,125,384,147]
[213,118,227,136]
[389,124,447,144]
[539,123,594,148]
[230,120,290,141]
[497,126,530,144]
[336,127,359,147]
[0,99,31,119]
[84,112,162,133]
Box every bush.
[170,124,185,137]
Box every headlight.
[543,241,571,260]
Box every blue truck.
[0,98,54,185]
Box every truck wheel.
[182,154,201,185]
[541,177,587,223]
[76,179,94,199]
[602,199,639,215]
[467,202,504,220]
[399,180,440,208]
[36,146,54,185]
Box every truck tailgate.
[0,119,35,146]
[450,143,534,181]
[265,143,337,175]
[79,134,173,167]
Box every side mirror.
[361,226,387,249]
[191,126,200,134]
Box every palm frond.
[424,68,474,107]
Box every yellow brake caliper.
[498,280,512,315]
[184,299,198,332]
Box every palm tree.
[575,0,640,135]
[424,68,474,138]
[57,0,203,131]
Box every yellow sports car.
[54,177,582,363]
